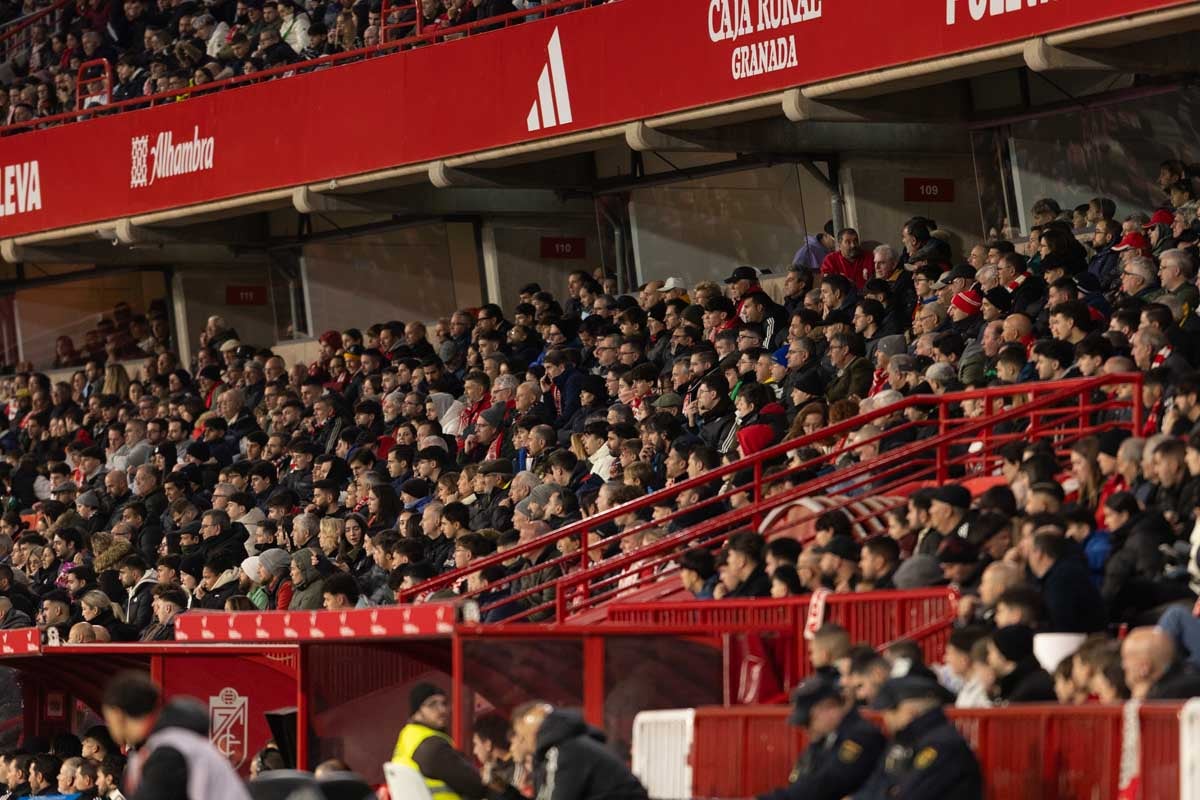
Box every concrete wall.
[483,217,602,311]
[15,270,167,368]
[302,221,480,333]
[175,265,277,353]
[842,152,982,263]
[627,162,831,287]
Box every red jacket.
[820,251,874,290]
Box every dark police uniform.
[758,678,885,800]
[852,676,982,800]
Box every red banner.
[156,649,298,776]
[0,627,39,654]
[0,0,1189,239]
[173,604,457,642]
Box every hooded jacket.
[288,549,325,610]
[194,568,241,611]
[126,573,159,634]
[533,710,648,800]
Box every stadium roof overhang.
[2,0,1198,267]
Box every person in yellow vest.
[392,683,519,800]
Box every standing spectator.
[102,672,251,799]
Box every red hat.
[1112,231,1150,253]
[737,424,776,457]
[951,289,982,316]
[1144,209,1175,228]
[319,330,342,348]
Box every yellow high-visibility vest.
[392,722,463,800]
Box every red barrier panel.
[691,703,1182,800]
[608,589,956,685]
[0,0,1192,238]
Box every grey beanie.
[258,548,291,577]
[893,554,942,589]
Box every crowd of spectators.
[0,157,1197,710]
[0,0,603,125]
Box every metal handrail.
[409,373,1142,618]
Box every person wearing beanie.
[986,625,1055,703]
[256,548,294,610]
[392,683,516,800]
[981,287,1012,321]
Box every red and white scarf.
[1153,346,1174,368]
[1006,272,1029,293]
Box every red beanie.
[951,290,982,316]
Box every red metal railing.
[74,58,112,111]
[408,374,1140,623]
[690,702,1179,799]
[607,589,956,683]
[1,0,601,135]
[0,0,71,65]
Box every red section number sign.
[225,285,268,305]
[540,237,586,259]
[904,178,955,203]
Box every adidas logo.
[526,28,573,132]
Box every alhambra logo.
[525,28,573,132]
[130,126,216,188]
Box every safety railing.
[407,374,1140,623]
[609,589,956,683]
[678,701,1187,799]
[1,0,602,135]
[74,58,112,111]
[0,0,71,65]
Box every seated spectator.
[986,625,1055,703]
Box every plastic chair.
[383,762,434,800]
[316,770,375,800]
[249,769,324,800]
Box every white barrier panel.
[1180,698,1200,799]
[631,708,694,800]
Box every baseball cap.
[653,392,683,409]
[814,536,860,562]
[871,675,949,710]
[1144,209,1175,228]
[932,484,971,510]
[787,677,842,726]
[1111,232,1150,253]
[724,266,761,284]
[661,277,687,292]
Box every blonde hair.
[102,364,131,398]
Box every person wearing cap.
[757,677,884,800]
[928,484,972,547]
[461,403,514,468]
[935,538,982,594]
[985,624,1055,703]
[816,537,860,593]
[860,676,982,799]
[392,683,514,800]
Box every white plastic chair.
[383,763,434,800]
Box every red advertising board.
[903,177,956,203]
[0,0,1190,239]
[173,604,457,642]
[155,649,299,777]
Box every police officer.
[854,676,982,800]
[758,677,885,800]
[392,683,518,800]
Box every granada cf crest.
[209,687,248,768]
